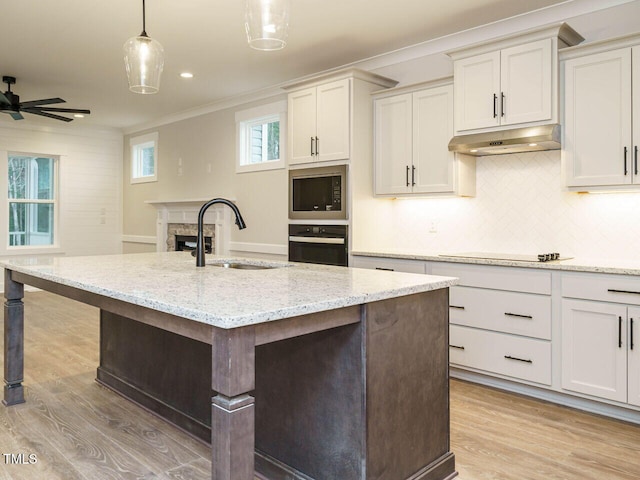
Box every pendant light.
[245,0,291,51]
[123,0,164,94]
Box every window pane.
[267,121,279,161]
[8,157,26,199]
[8,202,25,245]
[141,146,155,176]
[8,202,54,246]
[36,157,54,199]
[250,124,264,164]
[8,156,54,200]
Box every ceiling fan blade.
[10,111,24,120]
[0,92,9,106]
[30,106,91,114]
[19,97,66,108]
[21,109,73,122]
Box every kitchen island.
[2,252,457,480]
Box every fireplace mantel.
[145,198,235,254]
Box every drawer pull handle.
[504,355,532,364]
[504,312,533,319]
[375,267,394,271]
[449,345,465,350]
[631,318,634,351]
[450,305,465,310]
[619,316,623,349]
[607,289,640,295]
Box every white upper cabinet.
[501,40,553,126]
[448,23,583,134]
[288,78,350,165]
[374,93,413,194]
[562,35,640,190]
[453,51,501,131]
[374,82,475,197]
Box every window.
[236,101,286,173]
[8,154,58,247]
[130,132,158,183]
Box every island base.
[98,289,456,480]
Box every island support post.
[3,269,25,406]
[211,325,256,480]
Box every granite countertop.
[352,250,640,276]
[0,252,456,329]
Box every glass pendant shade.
[124,34,164,94]
[245,0,291,51]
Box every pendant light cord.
[140,0,148,37]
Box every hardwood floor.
[1,291,639,479]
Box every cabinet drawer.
[450,286,551,339]
[431,262,550,294]
[449,325,551,385]
[562,272,640,305]
[351,256,426,274]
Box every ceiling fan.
[0,76,90,122]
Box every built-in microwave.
[289,165,347,220]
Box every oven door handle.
[288,236,345,245]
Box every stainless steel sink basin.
[209,261,285,270]
[209,262,278,270]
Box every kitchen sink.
[211,262,272,270]
[208,260,288,270]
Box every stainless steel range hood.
[448,124,561,156]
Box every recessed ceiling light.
[74,114,85,118]
[470,149,478,153]
[529,143,538,147]
[180,72,194,78]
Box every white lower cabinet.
[561,299,640,406]
[561,299,628,402]
[450,325,551,385]
[561,272,640,407]
[432,262,552,386]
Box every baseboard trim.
[121,235,157,244]
[229,241,287,256]
[451,368,640,425]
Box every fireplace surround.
[146,199,233,255]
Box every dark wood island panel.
[97,289,455,480]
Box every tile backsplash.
[369,150,640,261]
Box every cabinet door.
[316,79,350,162]
[454,51,500,132]
[629,306,640,407]
[500,39,552,126]
[561,299,627,402]
[412,85,455,193]
[374,93,412,195]
[633,47,640,185]
[563,48,632,187]
[288,87,317,165]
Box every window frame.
[5,151,60,252]
[130,132,158,184]
[236,101,287,173]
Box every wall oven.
[289,165,347,220]
[288,224,348,267]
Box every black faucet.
[195,198,246,267]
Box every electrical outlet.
[429,221,438,233]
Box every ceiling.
[0,0,597,130]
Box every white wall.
[0,121,123,287]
